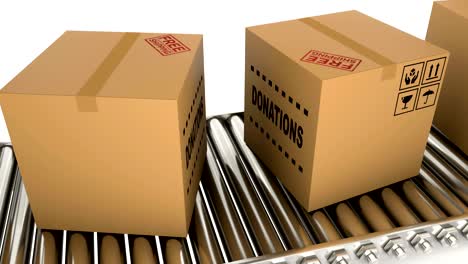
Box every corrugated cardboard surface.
[427,0,468,155]
[245,11,449,211]
[0,31,206,236]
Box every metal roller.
[428,129,468,177]
[226,115,312,249]
[307,211,341,243]
[381,188,420,226]
[100,235,124,264]
[207,118,284,254]
[132,237,157,264]
[67,233,90,264]
[335,203,370,237]
[402,180,446,221]
[164,238,190,264]
[0,174,34,264]
[34,231,58,264]
[0,113,467,264]
[423,147,468,203]
[0,147,15,226]
[359,195,395,232]
[191,192,224,264]
[418,165,467,216]
[203,143,254,260]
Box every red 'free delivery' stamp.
[300,50,362,72]
[145,34,191,56]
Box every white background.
[0,1,467,262]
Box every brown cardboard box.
[426,0,468,155]
[0,31,206,236]
[244,11,449,211]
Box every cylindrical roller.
[428,129,468,177]
[192,192,224,264]
[164,239,189,264]
[132,237,157,264]
[67,233,90,264]
[34,232,58,264]
[100,235,124,264]
[423,148,468,203]
[0,147,15,223]
[227,115,312,249]
[208,118,283,254]
[402,181,446,221]
[336,203,369,237]
[1,178,34,264]
[419,166,467,216]
[204,144,254,260]
[381,188,420,226]
[359,195,394,232]
[307,211,341,243]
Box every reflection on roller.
[381,188,420,226]
[165,239,189,264]
[359,195,394,232]
[308,211,341,243]
[192,192,223,264]
[336,203,369,237]
[207,118,283,254]
[100,235,124,264]
[419,166,467,216]
[227,115,312,249]
[67,233,90,264]
[34,232,57,264]
[403,181,446,221]
[133,237,157,264]
[204,144,254,261]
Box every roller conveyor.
[0,113,466,264]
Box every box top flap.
[1,31,202,100]
[437,0,468,20]
[247,11,447,80]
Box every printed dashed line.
[251,65,309,118]
[250,115,304,174]
[187,126,206,196]
[185,75,204,131]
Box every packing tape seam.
[76,32,141,112]
[299,17,397,80]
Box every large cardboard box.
[426,0,468,155]
[244,11,449,211]
[0,31,206,236]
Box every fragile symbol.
[401,95,413,109]
[422,90,434,104]
[405,68,419,85]
[394,88,418,116]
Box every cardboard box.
[0,31,206,236]
[426,0,468,155]
[244,11,449,211]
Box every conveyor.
[0,113,466,263]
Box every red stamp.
[300,50,361,72]
[145,34,191,56]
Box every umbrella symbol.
[423,90,434,104]
[401,95,413,109]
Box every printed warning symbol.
[422,57,446,85]
[416,84,439,110]
[394,88,418,116]
[400,62,424,90]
